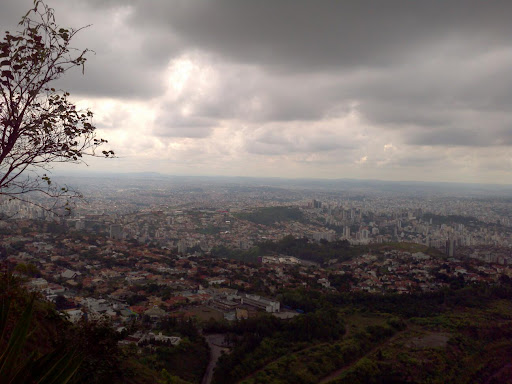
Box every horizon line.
[50,171,512,188]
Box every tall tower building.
[109,224,123,240]
[445,238,456,257]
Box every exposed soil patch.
[406,332,451,349]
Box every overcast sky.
[2,0,512,183]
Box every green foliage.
[329,357,381,384]
[138,338,208,384]
[280,288,328,312]
[132,317,208,383]
[213,282,512,384]
[14,262,40,277]
[258,235,354,264]
[197,226,221,235]
[210,245,260,263]
[211,308,348,384]
[233,322,397,384]
[158,369,192,384]
[0,296,82,384]
[65,320,124,384]
[236,207,304,226]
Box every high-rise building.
[178,239,188,254]
[109,224,123,240]
[445,238,456,257]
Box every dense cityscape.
[2,175,512,383]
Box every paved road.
[201,334,230,384]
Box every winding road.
[201,334,230,384]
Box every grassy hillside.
[211,284,512,384]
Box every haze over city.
[3,0,512,183]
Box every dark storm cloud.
[3,0,512,153]
[406,124,512,147]
[408,128,496,147]
[125,0,512,149]
[2,0,181,98]
[188,75,340,123]
[129,0,512,71]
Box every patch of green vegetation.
[423,213,483,227]
[211,282,512,384]
[197,226,222,235]
[139,339,208,384]
[136,318,209,383]
[235,206,304,226]
[326,295,512,384]
[258,235,356,264]
[238,322,400,384]
[210,245,261,263]
[210,309,346,384]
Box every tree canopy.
[0,0,113,214]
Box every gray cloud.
[153,126,213,138]
[153,105,215,138]
[2,0,180,98]
[405,123,512,147]
[3,0,512,181]
[243,125,359,156]
[7,1,512,132]
[129,1,512,71]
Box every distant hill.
[53,173,512,197]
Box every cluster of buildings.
[3,215,510,311]
[3,178,512,260]
[2,183,512,334]
[335,249,511,294]
[306,200,511,250]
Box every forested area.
[208,282,512,384]
[211,235,358,265]
[235,207,304,226]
